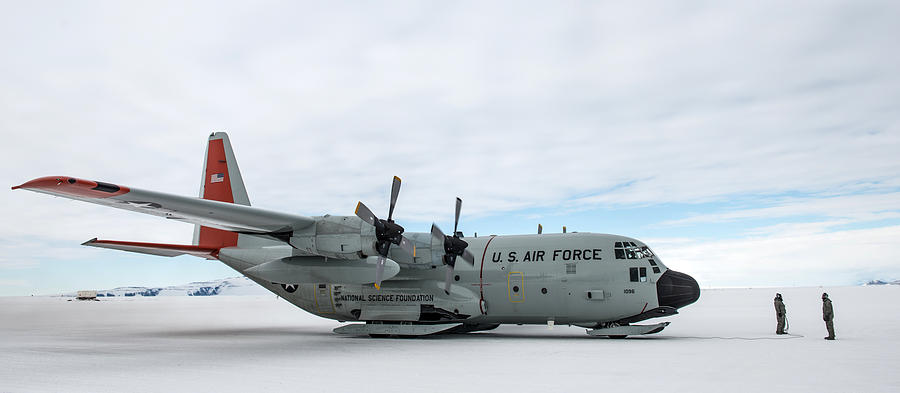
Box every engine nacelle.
[288,215,377,259]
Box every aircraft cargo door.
[508,272,524,302]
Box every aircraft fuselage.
[218,226,700,328]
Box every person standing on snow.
[774,293,787,334]
[822,292,835,340]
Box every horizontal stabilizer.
[82,238,219,259]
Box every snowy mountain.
[863,279,900,286]
[58,276,269,297]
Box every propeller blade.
[443,265,454,294]
[461,249,475,265]
[431,223,445,242]
[374,256,385,290]
[398,235,416,257]
[355,202,377,226]
[388,176,401,221]
[454,197,462,234]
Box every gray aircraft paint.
[220,230,668,327]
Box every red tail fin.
[194,133,250,248]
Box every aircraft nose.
[656,270,700,309]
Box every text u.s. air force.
[491,249,603,263]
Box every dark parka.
[774,296,786,334]
[823,294,835,339]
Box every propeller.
[355,176,415,290]
[431,197,475,294]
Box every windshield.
[614,241,654,260]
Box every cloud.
[658,192,900,228]
[2,1,899,288]
[0,278,28,288]
[654,225,900,287]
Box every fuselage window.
[639,267,647,282]
[652,267,661,274]
[629,267,639,282]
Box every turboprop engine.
[245,215,402,285]
[254,177,420,288]
[287,214,377,260]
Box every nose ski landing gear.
[585,322,670,338]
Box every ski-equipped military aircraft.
[13,133,700,338]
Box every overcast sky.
[2,1,899,295]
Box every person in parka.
[822,292,835,340]
[774,293,787,334]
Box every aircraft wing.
[12,176,315,235]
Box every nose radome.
[656,270,701,309]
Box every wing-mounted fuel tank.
[245,255,401,285]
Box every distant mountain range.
[58,276,269,297]
[863,279,900,286]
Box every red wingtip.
[12,176,129,198]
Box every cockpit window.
[614,242,654,259]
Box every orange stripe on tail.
[198,138,238,248]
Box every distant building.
[76,290,97,300]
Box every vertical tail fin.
[192,132,249,248]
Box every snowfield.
[1,285,898,392]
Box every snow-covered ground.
[1,285,897,393]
